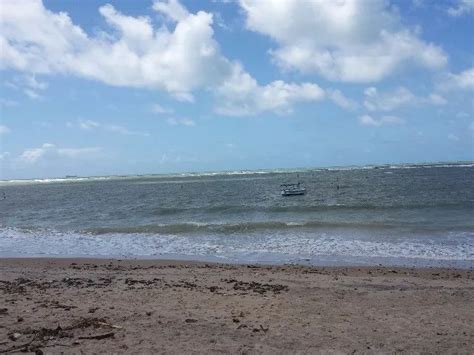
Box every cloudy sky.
[0,0,473,179]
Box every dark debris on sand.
[222,278,289,294]
[1,317,121,354]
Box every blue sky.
[0,0,473,179]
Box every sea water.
[1,163,473,267]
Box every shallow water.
[1,163,473,267]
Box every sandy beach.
[0,258,472,354]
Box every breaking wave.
[0,226,472,266]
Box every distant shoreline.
[1,160,473,184]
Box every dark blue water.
[1,163,473,267]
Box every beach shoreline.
[1,258,472,353]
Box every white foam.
[0,176,118,186]
[1,227,472,265]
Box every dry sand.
[0,258,472,354]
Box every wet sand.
[0,258,472,354]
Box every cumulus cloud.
[19,143,101,163]
[215,64,325,116]
[239,0,447,82]
[0,0,353,116]
[0,125,11,134]
[0,0,230,99]
[448,0,474,16]
[358,114,404,127]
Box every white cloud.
[172,92,195,102]
[239,0,447,82]
[427,93,447,106]
[456,111,470,118]
[74,119,149,136]
[3,75,48,100]
[152,0,189,22]
[78,119,100,130]
[358,114,404,127]
[448,0,474,16]
[158,152,199,165]
[0,0,343,117]
[23,89,42,100]
[412,0,425,8]
[19,143,101,163]
[215,64,325,116]
[24,75,48,90]
[326,89,359,111]
[439,67,474,91]
[57,147,101,158]
[212,11,231,31]
[0,152,11,161]
[364,87,416,112]
[0,125,11,134]
[0,98,18,107]
[151,103,174,114]
[0,0,231,99]
[166,117,196,126]
[19,143,56,163]
[106,124,150,136]
[364,86,447,112]
[448,133,460,141]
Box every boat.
[281,182,306,196]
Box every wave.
[83,220,426,235]
[0,169,300,186]
[1,225,473,265]
[3,218,472,237]
[318,162,474,171]
[145,202,474,216]
[0,176,120,186]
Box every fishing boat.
[280,182,306,196]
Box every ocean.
[1,163,473,268]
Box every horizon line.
[1,159,473,183]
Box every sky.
[0,0,473,180]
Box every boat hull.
[281,189,306,196]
